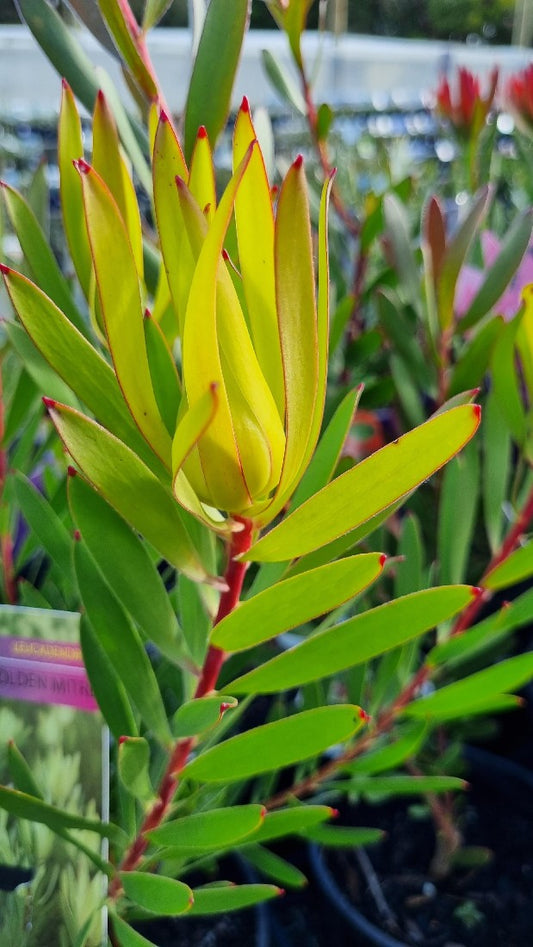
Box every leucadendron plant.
[1,1,529,943]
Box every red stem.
[110,518,253,893]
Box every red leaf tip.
[379,553,387,567]
[294,154,304,170]
[73,158,91,175]
[260,806,267,818]
[222,248,230,261]
[61,77,69,90]
[119,736,128,745]
[277,888,286,897]
[219,701,232,715]
[198,125,208,140]
[329,807,340,819]
[97,89,105,104]
[241,95,250,113]
[42,396,57,410]
[73,529,81,542]
[144,307,152,320]
[0,262,11,275]
[359,708,371,723]
[67,465,77,478]
[471,586,484,599]
[160,108,169,124]
[473,404,482,421]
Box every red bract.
[506,65,533,131]
[435,66,499,137]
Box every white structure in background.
[0,25,532,118]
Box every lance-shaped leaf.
[144,311,181,435]
[188,126,216,222]
[183,705,363,782]
[118,737,154,803]
[211,553,386,652]
[75,541,172,746]
[243,846,307,888]
[152,112,190,335]
[260,48,306,113]
[226,586,475,695]
[68,473,189,667]
[247,405,481,562]
[187,883,281,915]
[233,98,284,415]
[303,825,384,847]
[383,193,421,309]
[448,315,503,398]
[143,0,173,31]
[148,805,265,851]
[119,872,193,916]
[13,472,75,590]
[0,181,85,332]
[111,914,159,947]
[491,313,527,446]
[249,806,334,845]
[457,208,533,331]
[344,721,428,775]
[346,775,467,799]
[438,186,491,330]
[438,438,480,585]
[98,0,158,100]
[76,160,171,465]
[0,267,160,471]
[0,786,125,843]
[58,80,92,299]
[92,90,143,279]
[484,541,533,591]
[16,0,100,116]
[405,653,533,719]
[172,695,238,738]
[80,614,138,740]
[45,400,206,582]
[184,0,251,162]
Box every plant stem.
[109,518,253,894]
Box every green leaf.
[143,0,173,30]
[405,653,533,719]
[148,805,265,851]
[0,786,125,843]
[144,312,181,437]
[211,553,385,652]
[1,267,161,473]
[457,208,533,331]
[438,186,491,329]
[47,401,206,582]
[4,315,80,411]
[290,387,362,509]
[484,541,533,591]
[483,391,512,552]
[243,845,307,888]
[383,195,420,309]
[226,586,475,695]
[187,883,281,915]
[112,914,159,947]
[404,694,520,722]
[80,614,138,740]
[13,472,75,590]
[183,705,363,783]
[75,541,172,746]
[184,0,251,162]
[172,695,238,738]
[438,438,480,585]
[120,872,192,916]
[16,0,100,116]
[68,474,188,667]
[348,775,467,798]
[1,181,85,332]
[260,49,306,113]
[118,737,154,803]
[303,825,384,847]
[491,313,527,445]
[7,741,42,798]
[448,316,503,398]
[394,515,425,598]
[249,806,334,845]
[344,721,428,776]
[377,290,433,389]
[246,405,481,562]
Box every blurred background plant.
[1,2,533,946]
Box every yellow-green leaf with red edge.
[92,89,143,279]
[210,552,386,652]
[152,112,192,338]
[233,97,284,417]
[76,160,171,465]
[44,399,207,582]
[0,266,163,474]
[183,705,364,782]
[180,146,284,512]
[254,156,319,524]
[58,80,92,299]
[247,404,481,562]
[98,0,158,100]
[226,585,476,695]
[188,126,216,223]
